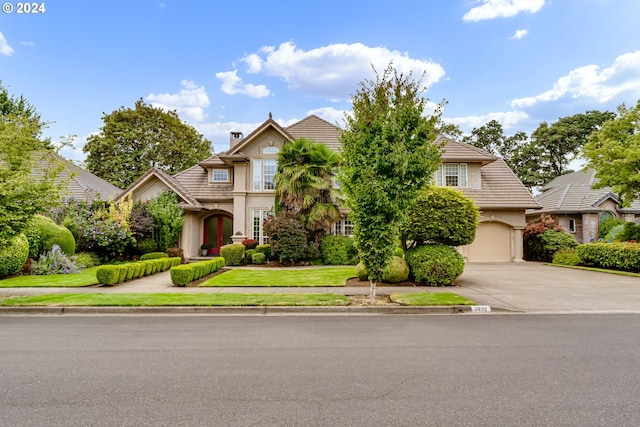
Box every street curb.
[0,305,490,315]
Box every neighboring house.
[34,151,121,201]
[118,114,539,262]
[526,169,640,243]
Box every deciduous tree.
[84,99,212,188]
[582,101,640,205]
[340,64,441,299]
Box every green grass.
[0,267,99,287]
[548,263,640,278]
[0,293,350,307]
[390,292,476,306]
[199,266,355,287]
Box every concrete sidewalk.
[3,262,640,313]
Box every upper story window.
[253,145,280,191]
[211,169,230,182]
[253,159,277,191]
[436,163,467,187]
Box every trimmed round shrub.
[404,187,479,246]
[356,256,410,283]
[170,265,194,286]
[96,265,120,285]
[244,249,257,264]
[355,262,368,281]
[405,244,465,286]
[140,252,169,260]
[321,235,358,265]
[393,247,404,258]
[255,244,272,260]
[242,239,259,250]
[252,252,266,265]
[382,256,410,283]
[552,248,581,266]
[220,243,244,266]
[538,230,578,262]
[0,234,29,277]
[29,215,76,256]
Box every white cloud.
[0,32,14,56]
[463,0,545,22]
[146,80,210,122]
[242,53,263,73]
[445,111,530,132]
[510,29,529,39]
[194,120,263,153]
[215,70,270,98]
[306,107,347,128]
[511,50,640,109]
[242,41,446,101]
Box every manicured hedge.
[0,234,30,277]
[577,242,640,272]
[95,257,181,285]
[405,244,465,286]
[170,257,226,286]
[252,252,266,265]
[355,256,410,284]
[220,244,244,266]
[255,244,271,260]
[140,252,169,260]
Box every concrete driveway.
[454,262,640,313]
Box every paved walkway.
[3,263,640,313]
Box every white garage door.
[466,222,512,262]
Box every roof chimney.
[230,131,243,148]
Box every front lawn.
[0,293,350,307]
[0,267,100,288]
[390,292,476,306]
[199,266,355,287]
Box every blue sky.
[1,0,640,163]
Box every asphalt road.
[2,314,640,426]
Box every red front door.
[204,215,233,255]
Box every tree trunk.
[369,279,377,301]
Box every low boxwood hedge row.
[96,257,181,286]
[170,257,226,287]
[140,252,169,260]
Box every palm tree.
[275,138,342,242]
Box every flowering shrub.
[32,245,79,275]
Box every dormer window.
[436,163,467,187]
[211,169,230,183]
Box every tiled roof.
[117,167,205,209]
[541,169,597,191]
[438,136,498,165]
[529,169,640,214]
[33,151,121,201]
[457,158,540,209]
[173,164,233,202]
[286,115,342,152]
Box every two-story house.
[117,114,539,262]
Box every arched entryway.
[203,214,233,255]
